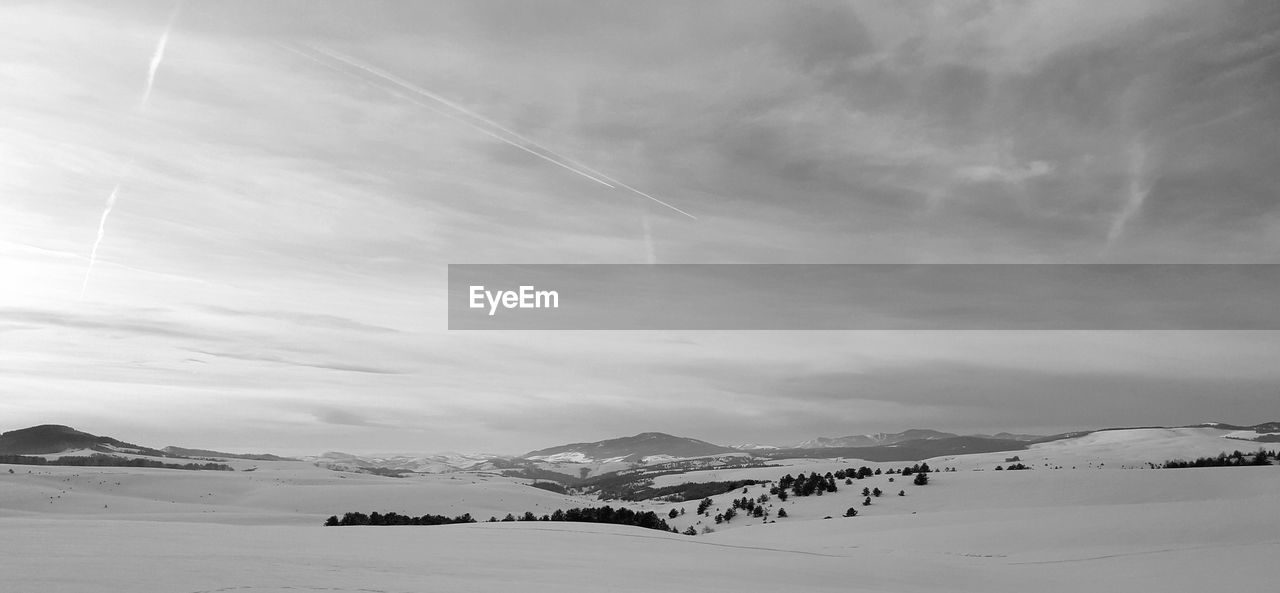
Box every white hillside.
[1,426,1276,592]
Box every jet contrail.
[641,211,657,264]
[296,43,695,219]
[277,44,616,189]
[80,180,124,300]
[81,2,182,300]
[141,2,181,107]
[1106,139,1150,250]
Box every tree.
[777,508,788,518]
[913,472,929,486]
[898,490,905,496]
[862,496,871,506]
[669,508,679,519]
[844,507,858,517]
[502,513,516,522]
[872,487,882,497]
[683,526,697,536]
[697,498,714,515]
[324,515,339,527]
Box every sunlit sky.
[2,0,1279,455]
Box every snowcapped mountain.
[522,432,738,463]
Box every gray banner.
[448,264,1280,330]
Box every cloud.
[190,349,403,375]
[198,305,400,334]
[958,160,1054,184]
[3,1,1279,453]
[0,306,217,341]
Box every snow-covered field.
[2,428,1276,592]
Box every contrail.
[141,2,182,107]
[276,44,616,189]
[81,2,182,299]
[1106,139,1150,249]
[296,43,695,219]
[298,44,617,190]
[641,211,657,264]
[80,166,129,300]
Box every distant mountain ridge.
[5,422,1277,471]
[523,432,739,463]
[308,451,497,474]
[794,429,958,449]
[162,446,296,462]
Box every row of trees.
[325,512,476,526]
[621,479,761,502]
[0,453,231,471]
[1163,449,1275,469]
[326,506,675,533]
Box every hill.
[794,429,957,449]
[761,436,1030,462]
[523,432,738,463]
[162,446,296,462]
[0,425,167,457]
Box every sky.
[2,0,1279,455]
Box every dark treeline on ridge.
[1162,449,1275,469]
[0,453,232,471]
[325,505,675,533]
[619,479,762,502]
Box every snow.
[2,427,1277,591]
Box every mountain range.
[4,422,1278,472]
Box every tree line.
[1163,449,1275,469]
[325,505,675,533]
[0,453,232,471]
